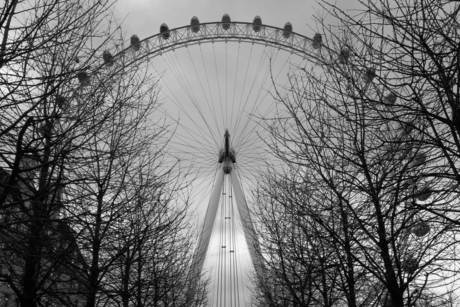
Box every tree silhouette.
[0,1,203,306]
[254,1,460,306]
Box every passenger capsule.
[77,71,90,87]
[412,222,430,237]
[130,35,141,51]
[191,16,200,33]
[55,95,68,110]
[283,22,292,38]
[384,92,397,105]
[160,23,170,40]
[402,257,417,273]
[338,48,350,64]
[364,68,376,83]
[402,123,413,136]
[222,14,231,31]
[103,51,114,66]
[416,186,432,201]
[312,33,322,49]
[252,16,262,32]
[412,153,426,167]
[346,82,354,96]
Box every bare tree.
[0,1,131,306]
[312,0,460,226]
[101,158,208,307]
[0,1,201,307]
[254,1,460,305]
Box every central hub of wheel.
[218,129,236,174]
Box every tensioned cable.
[152,79,221,162]
[229,185,234,307]
[228,179,234,307]
[187,49,219,142]
[229,178,241,307]
[163,52,195,105]
[159,107,218,155]
[235,50,297,167]
[159,53,231,192]
[234,168,252,303]
[213,44,225,137]
[230,44,241,133]
[167,52,217,148]
[248,47,294,117]
[218,175,227,306]
[219,176,224,307]
[234,53,277,148]
[230,44,254,138]
[231,46,270,145]
[152,38,309,305]
[169,51,220,147]
[215,174,224,307]
[234,47,282,147]
[160,54,219,150]
[224,174,229,307]
[186,47,221,145]
[226,43,228,130]
[237,56,308,179]
[256,55,306,126]
[199,44,221,141]
[222,175,229,307]
[232,174,245,307]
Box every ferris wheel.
[79,14,329,306]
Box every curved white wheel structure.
[82,16,328,306]
[89,16,448,307]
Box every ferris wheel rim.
[110,21,332,66]
[77,19,347,97]
[73,19,345,194]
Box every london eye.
[79,15,326,306]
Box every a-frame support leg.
[188,161,264,305]
[230,169,263,278]
[188,168,225,301]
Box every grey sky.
[113,0,362,305]
[114,0,360,40]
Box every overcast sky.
[112,0,361,305]
[114,0,360,41]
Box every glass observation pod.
[253,16,262,32]
[222,14,231,31]
[160,23,170,40]
[312,33,322,49]
[191,16,200,33]
[339,48,350,64]
[384,92,397,105]
[77,71,90,86]
[102,51,114,66]
[364,68,376,83]
[412,222,430,237]
[283,22,292,39]
[130,35,141,51]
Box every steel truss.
[105,21,324,70]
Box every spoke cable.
[230,43,241,133]
[213,44,225,137]
[171,51,219,145]
[160,54,218,149]
[199,44,221,141]
[186,47,221,144]
[231,46,269,143]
